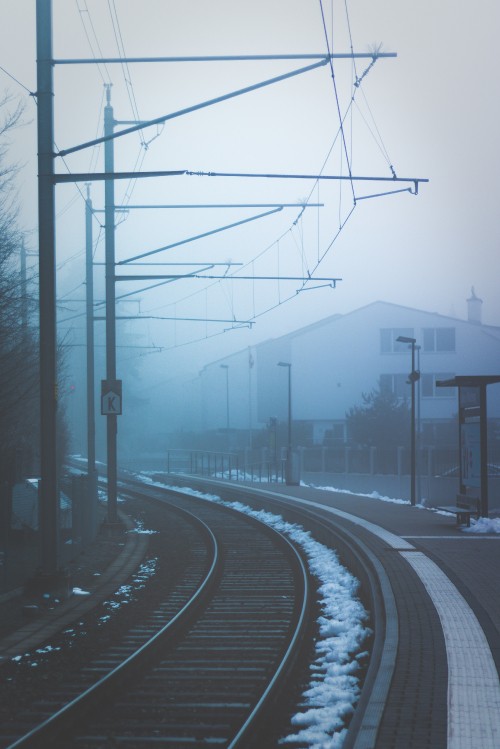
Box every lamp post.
[220,364,229,450]
[278,362,292,484]
[416,344,421,505]
[396,336,419,506]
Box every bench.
[436,495,480,527]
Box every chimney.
[467,287,483,324]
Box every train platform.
[254,481,500,749]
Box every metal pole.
[225,369,229,434]
[220,364,229,451]
[277,362,292,484]
[85,185,97,538]
[248,348,253,451]
[287,364,292,468]
[397,336,418,506]
[104,85,118,523]
[416,346,421,505]
[36,0,59,575]
[480,385,488,517]
[410,342,416,506]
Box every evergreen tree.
[345,385,410,449]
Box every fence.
[165,446,469,480]
[163,444,500,507]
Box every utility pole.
[36,0,59,576]
[278,361,294,485]
[248,348,253,450]
[104,85,118,523]
[85,184,98,539]
[220,364,230,451]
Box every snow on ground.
[136,472,499,744]
[307,482,500,531]
[463,516,500,534]
[10,556,159,666]
[306,482,409,506]
[139,475,371,749]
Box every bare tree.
[0,93,39,483]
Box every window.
[423,327,455,352]
[380,373,410,398]
[422,373,455,398]
[380,328,415,353]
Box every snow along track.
[303,501,500,749]
[161,476,500,748]
[232,483,500,749]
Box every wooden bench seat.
[436,495,480,527]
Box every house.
[196,292,500,446]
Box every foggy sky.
[1,0,499,388]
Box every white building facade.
[196,295,500,445]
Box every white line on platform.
[271,492,500,748]
[401,551,500,749]
[402,535,500,540]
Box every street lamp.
[416,344,421,504]
[396,336,420,506]
[277,361,292,484]
[220,364,229,448]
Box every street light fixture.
[277,361,293,484]
[396,335,420,506]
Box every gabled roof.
[256,299,500,348]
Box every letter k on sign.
[101,379,123,415]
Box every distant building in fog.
[195,293,500,445]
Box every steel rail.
[160,473,393,748]
[5,501,219,749]
[228,528,309,748]
[118,476,313,749]
[4,477,312,749]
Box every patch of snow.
[464,517,500,534]
[72,587,90,596]
[128,519,159,535]
[35,645,61,654]
[307,483,409,506]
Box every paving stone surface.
[265,482,500,748]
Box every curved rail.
[6,503,219,749]
[228,523,309,749]
[153,473,395,748]
[5,480,311,749]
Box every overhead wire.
[41,3,407,356]
[354,87,395,172]
[106,0,165,233]
[107,0,145,146]
[0,65,35,97]
[75,0,112,84]
[318,0,355,204]
[70,1,373,337]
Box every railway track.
[2,480,311,749]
